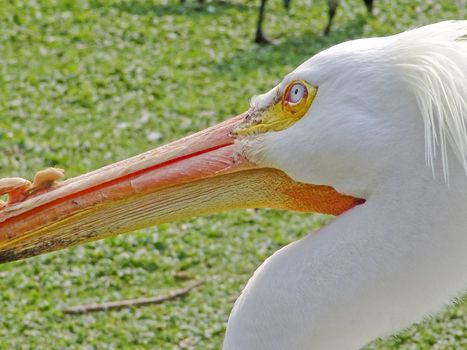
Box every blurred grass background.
[0,0,466,349]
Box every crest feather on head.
[394,21,467,180]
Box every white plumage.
[394,21,467,179]
[226,21,467,349]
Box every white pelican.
[0,20,466,350]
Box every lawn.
[0,0,465,349]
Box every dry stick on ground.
[63,280,204,315]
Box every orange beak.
[0,113,362,263]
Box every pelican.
[0,21,466,350]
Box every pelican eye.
[286,82,307,104]
[282,80,317,116]
[232,80,317,136]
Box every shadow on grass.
[111,0,251,18]
[214,15,369,77]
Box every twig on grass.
[63,280,204,315]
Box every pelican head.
[241,21,467,196]
[1,21,467,349]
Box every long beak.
[0,113,362,263]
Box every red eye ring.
[284,81,308,106]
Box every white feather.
[227,21,467,350]
[393,21,467,180]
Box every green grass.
[0,0,465,349]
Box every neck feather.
[224,164,467,350]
